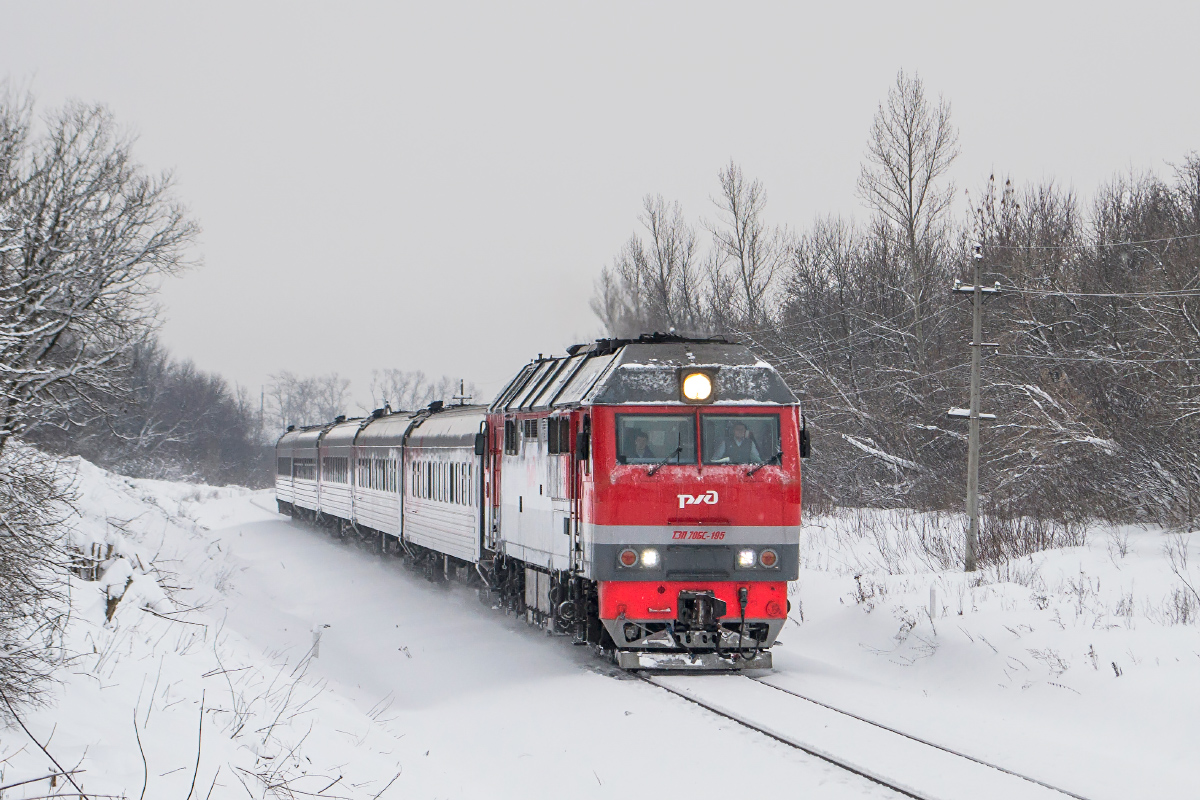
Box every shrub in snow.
[0,445,73,716]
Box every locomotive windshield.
[615,414,697,464]
[702,414,780,465]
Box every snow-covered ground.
[786,509,1199,798]
[1,458,1196,798]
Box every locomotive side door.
[569,411,586,573]
[485,414,504,553]
[548,415,572,573]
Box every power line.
[749,303,962,365]
[985,231,1200,251]
[791,362,969,406]
[1004,286,1200,299]
[994,353,1200,365]
[738,296,931,337]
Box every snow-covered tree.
[0,87,197,455]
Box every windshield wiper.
[647,445,683,476]
[745,451,782,476]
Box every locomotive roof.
[490,333,797,411]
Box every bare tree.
[856,70,959,367]
[265,371,317,431]
[0,88,197,455]
[368,368,426,412]
[585,87,1200,529]
[591,265,632,336]
[311,373,351,421]
[367,368,477,411]
[591,166,786,337]
[591,194,706,336]
[971,165,1200,523]
[0,88,196,711]
[29,337,268,485]
[707,161,789,328]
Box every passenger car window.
[615,415,696,464]
[702,414,780,465]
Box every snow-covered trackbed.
[194,497,914,798]
[640,673,1090,800]
[7,463,1190,800]
[263,498,1094,800]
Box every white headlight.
[681,372,713,402]
[737,548,756,568]
[641,548,660,568]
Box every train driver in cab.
[629,429,655,461]
[712,421,761,464]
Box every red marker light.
[619,548,638,567]
[759,549,778,568]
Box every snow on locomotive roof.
[509,359,559,410]
[591,342,796,405]
[529,353,586,408]
[406,405,487,448]
[555,351,616,406]
[490,334,796,411]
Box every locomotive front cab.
[582,339,803,669]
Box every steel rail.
[637,674,927,800]
[748,676,1091,800]
[636,672,1096,800]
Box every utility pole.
[949,245,1000,572]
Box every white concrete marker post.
[312,623,330,658]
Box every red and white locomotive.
[275,334,808,669]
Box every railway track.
[637,672,1092,800]
[275,505,1096,799]
[275,507,1100,799]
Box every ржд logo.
[677,490,718,509]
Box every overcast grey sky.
[4,2,1198,403]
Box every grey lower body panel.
[616,650,772,670]
[592,542,799,581]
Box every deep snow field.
[0,457,1196,799]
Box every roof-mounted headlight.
[681,371,714,403]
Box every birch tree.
[367,368,478,412]
[707,161,788,328]
[857,70,959,367]
[592,194,706,336]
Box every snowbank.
[0,457,1196,798]
[783,508,1199,797]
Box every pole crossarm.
[947,408,997,420]
[952,279,1002,294]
